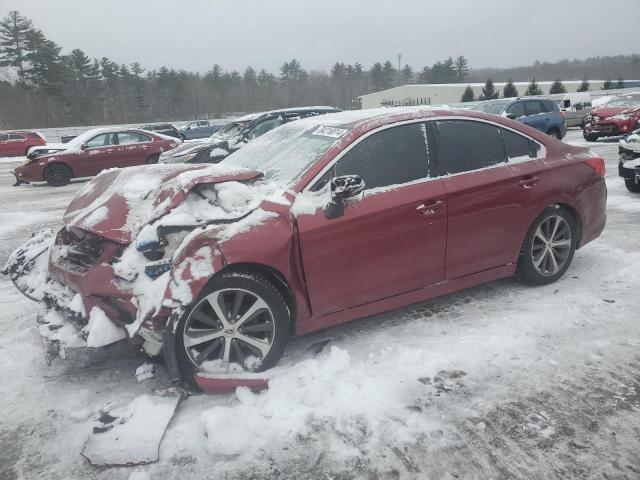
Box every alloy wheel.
[182,288,275,371]
[531,215,572,276]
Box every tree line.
[1,10,639,129]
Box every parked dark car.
[140,123,181,139]
[471,97,567,139]
[0,130,46,157]
[5,107,606,383]
[618,129,640,192]
[583,93,640,141]
[13,127,181,186]
[159,106,340,165]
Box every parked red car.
[4,108,606,384]
[13,127,181,186]
[583,93,640,141]
[0,130,46,157]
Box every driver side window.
[314,122,432,191]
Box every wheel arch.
[215,262,297,335]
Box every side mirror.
[505,113,517,120]
[80,144,88,150]
[324,175,365,219]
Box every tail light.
[585,157,605,176]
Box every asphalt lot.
[1,128,639,480]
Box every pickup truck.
[177,120,223,140]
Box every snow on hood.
[592,106,639,117]
[63,163,263,244]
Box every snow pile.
[291,189,329,216]
[200,346,434,457]
[135,363,155,383]
[84,307,127,348]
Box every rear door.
[521,100,549,132]
[7,134,27,156]
[115,131,153,167]
[435,119,548,279]
[296,121,447,317]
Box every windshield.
[213,121,246,139]
[606,96,640,107]
[471,100,511,114]
[224,122,345,185]
[64,128,109,149]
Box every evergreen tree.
[243,66,257,86]
[549,79,566,94]
[24,29,65,93]
[400,64,413,85]
[479,78,498,100]
[461,85,475,102]
[577,77,590,92]
[442,57,456,83]
[381,60,395,89]
[616,78,625,89]
[454,55,469,81]
[503,78,518,97]
[525,78,543,96]
[0,10,33,82]
[602,79,612,90]
[417,66,431,83]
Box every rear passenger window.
[333,123,431,190]
[502,129,534,160]
[8,134,25,140]
[436,120,505,174]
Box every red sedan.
[13,127,181,186]
[5,108,606,383]
[0,130,46,157]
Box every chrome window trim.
[302,116,546,192]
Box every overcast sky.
[3,0,638,74]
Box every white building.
[358,80,640,109]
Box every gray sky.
[2,0,638,74]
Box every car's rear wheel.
[625,178,640,193]
[44,163,72,187]
[516,207,577,285]
[178,134,185,141]
[146,154,160,164]
[547,128,560,140]
[583,132,599,142]
[175,271,290,382]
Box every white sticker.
[312,126,349,138]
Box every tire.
[516,207,577,285]
[146,154,160,164]
[625,178,640,193]
[175,270,290,382]
[44,163,72,187]
[178,134,185,141]
[583,132,599,142]
[547,128,560,140]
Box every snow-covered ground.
[1,129,639,479]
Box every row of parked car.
[4,107,339,186]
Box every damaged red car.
[13,127,181,186]
[583,93,640,141]
[3,108,607,384]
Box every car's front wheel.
[625,178,640,193]
[175,271,290,381]
[44,163,72,187]
[583,132,599,142]
[516,207,577,285]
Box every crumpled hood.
[63,164,262,244]
[592,106,636,118]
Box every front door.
[296,122,447,317]
[78,132,120,176]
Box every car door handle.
[416,200,443,216]
[518,176,539,189]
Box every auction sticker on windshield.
[312,126,349,138]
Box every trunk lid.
[63,164,262,244]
